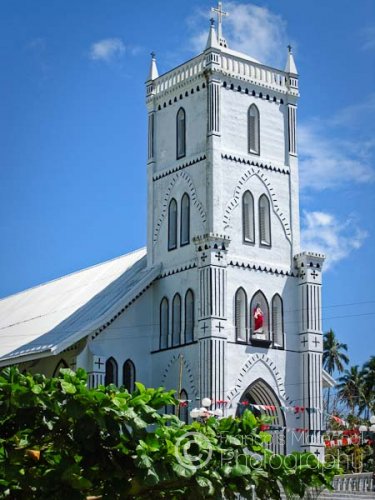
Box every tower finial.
[147,51,159,81]
[285,44,298,75]
[211,1,229,48]
[206,17,219,49]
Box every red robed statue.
[253,303,264,333]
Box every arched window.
[52,359,68,377]
[172,293,181,346]
[250,291,270,342]
[105,357,118,386]
[272,294,284,348]
[160,297,169,349]
[184,289,194,343]
[242,191,255,243]
[259,194,271,246]
[235,288,247,342]
[123,359,136,392]
[168,198,178,250]
[248,104,260,154]
[180,193,190,246]
[179,389,189,424]
[176,107,186,159]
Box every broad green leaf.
[60,380,77,394]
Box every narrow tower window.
[259,194,271,246]
[105,357,118,386]
[160,298,169,349]
[179,389,189,424]
[123,359,136,392]
[176,107,186,159]
[148,112,155,160]
[172,293,182,346]
[168,198,178,250]
[180,193,190,246]
[184,289,194,343]
[242,191,255,243]
[250,291,270,342]
[235,288,247,342]
[272,294,284,348]
[248,104,260,154]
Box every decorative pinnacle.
[147,51,159,81]
[287,44,292,53]
[210,17,215,26]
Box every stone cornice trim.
[228,259,296,277]
[153,154,206,181]
[158,262,197,279]
[221,152,290,175]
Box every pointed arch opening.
[105,357,118,386]
[168,198,178,250]
[123,359,136,393]
[259,194,271,246]
[184,289,194,343]
[180,193,190,246]
[160,297,169,349]
[179,389,189,424]
[248,104,260,155]
[250,290,271,346]
[235,287,248,343]
[176,107,186,159]
[272,294,284,349]
[236,378,286,454]
[172,293,182,346]
[242,190,255,244]
[52,359,68,377]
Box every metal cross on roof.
[211,1,228,46]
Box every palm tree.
[323,329,349,413]
[337,366,364,416]
[362,356,375,418]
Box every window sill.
[250,337,272,348]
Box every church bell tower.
[146,3,325,457]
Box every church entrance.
[236,378,286,454]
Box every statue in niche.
[253,303,264,333]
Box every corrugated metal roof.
[0,248,158,365]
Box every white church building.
[0,5,333,456]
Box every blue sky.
[1,0,374,371]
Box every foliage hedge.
[0,367,340,499]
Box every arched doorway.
[236,378,286,454]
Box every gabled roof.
[323,369,336,389]
[0,248,159,366]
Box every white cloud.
[301,211,367,270]
[89,38,126,62]
[298,122,374,191]
[329,94,375,128]
[189,2,289,67]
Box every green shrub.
[0,367,340,499]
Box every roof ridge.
[0,247,146,304]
